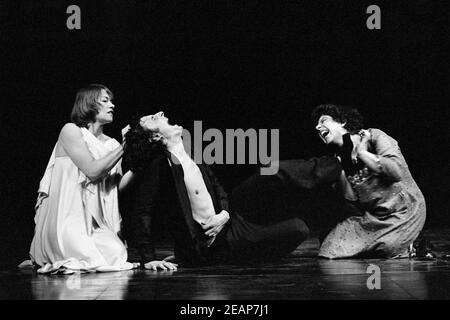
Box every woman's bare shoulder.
[60,123,80,135]
[55,124,80,156]
[57,123,84,144]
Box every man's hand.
[202,210,230,237]
[144,260,178,271]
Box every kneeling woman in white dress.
[27,84,136,273]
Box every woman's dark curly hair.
[311,104,364,134]
[123,116,166,172]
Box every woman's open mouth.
[319,129,329,139]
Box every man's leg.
[230,174,295,225]
[223,213,309,263]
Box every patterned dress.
[319,128,426,258]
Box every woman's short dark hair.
[311,104,364,133]
[70,84,114,127]
[123,116,166,172]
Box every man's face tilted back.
[139,111,220,232]
[140,111,183,144]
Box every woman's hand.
[356,129,371,154]
[355,129,386,175]
[202,210,230,237]
[144,260,178,271]
[121,125,130,145]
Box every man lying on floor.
[120,112,341,270]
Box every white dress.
[28,127,134,273]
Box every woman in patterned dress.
[311,104,426,259]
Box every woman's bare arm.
[58,123,123,180]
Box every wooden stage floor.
[2,228,450,300]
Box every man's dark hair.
[311,104,364,133]
[123,116,166,172]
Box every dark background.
[1,0,448,268]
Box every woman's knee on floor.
[373,240,408,258]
